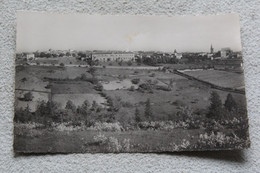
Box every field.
[182,69,245,89]
[14,63,249,153]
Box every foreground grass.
[14,126,249,153]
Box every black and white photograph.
[14,12,250,153]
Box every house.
[26,53,35,60]
[175,53,183,59]
[221,48,232,59]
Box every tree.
[35,101,59,126]
[127,61,132,66]
[144,98,153,120]
[135,108,141,123]
[82,100,90,110]
[65,100,76,113]
[91,100,98,111]
[80,73,87,81]
[14,104,32,123]
[88,67,96,77]
[23,92,33,101]
[207,91,223,119]
[224,93,237,112]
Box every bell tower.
[210,44,214,54]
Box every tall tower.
[210,44,214,54]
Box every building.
[26,53,35,60]
[210,44,214,54]
[91,52,135,62]
[221,48,232,59]
[174,50,182,59]
[175,53,182,59]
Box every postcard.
[14,11,250,153]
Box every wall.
[0,0,259,172]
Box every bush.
[122,139,130,151]
[65,100,76,113]
[80,73,87,80]
[107,137,121,152]
[92,134,131,152]
[23,92,33,101]
[197,131,242,148]
[94,83,103,91]
[93,133,108,145]
[60,63,65,67]
[129,86,135,91]
[121,101,133,108]
[139,83,151,90]
[149,73,155,77]
[131,78,140,84]
[127,61,132,66]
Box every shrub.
[93,133,108,145]
[92,134,131,152]
[149,73,155,77]
[129,86,135,91]
[197,131,242,148]
[80,73,87,81]
[139,83,151,90]
[65,100,76,113]
[21,77,27,82]
[121,101,133,108]
[60,63,65,67]
[122,139,130,151]
[131,78,140,84]
[23,92,34,101]
[107,137,121,152]
[127,61,132,66]
[94,83,103,91]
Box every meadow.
[14,63,249,153]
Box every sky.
[16,11,242,53]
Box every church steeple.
[210,44,214,54]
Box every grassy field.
[14,126,247,153]
[14,64,249,153]
[15,65,247,119]
[182,69,245,89]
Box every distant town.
[16,45,243,73]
